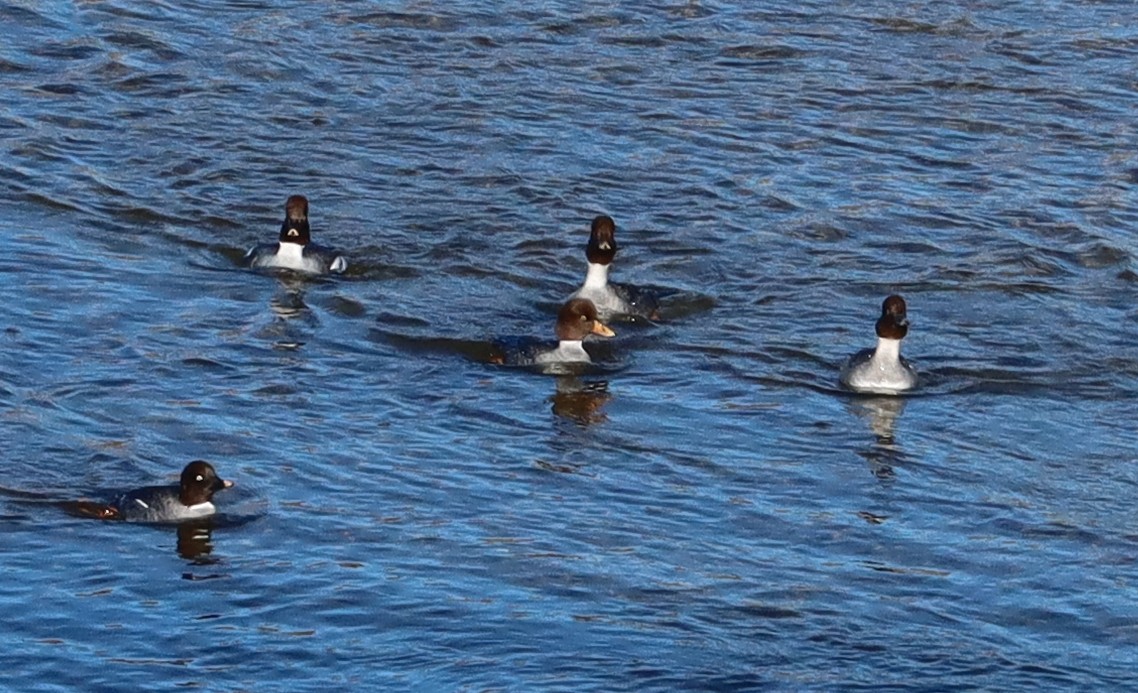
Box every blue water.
[2,1,1138,690]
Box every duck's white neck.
[873,337,903,364]
[557,340,590,361]
[581,262,610,290]
[537,340,591,364]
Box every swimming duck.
[568,215,659,321]
[245,195,347,274]
[492,298,615,368]
[839,294,918,394]
[82,461,235,523]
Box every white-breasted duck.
[839,294,918,394]
[568,215,659,321]
[245,195,347,274]
[85,460,235,523]
[491,298,616,367]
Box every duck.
[839,294,918,394]
[244,195,347,274]
[83,461,234,523]
[491,298,615,368]
[568,215,659,321]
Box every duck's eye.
[195,475,204,482]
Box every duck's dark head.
[556,298,616,341]
[585,215,618,265]
[875,294,909,340]
[279,195,311,245]
[179,460,234,506]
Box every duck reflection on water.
[263,279,316,350]
[846,395,908,480]
[269,285,310,320]
[61,502,226,564]
[177,518,221,564]
[550,377,612,426]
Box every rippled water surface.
[3,1,1138,690]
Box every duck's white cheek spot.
[195,475,204,482]
[287,228,299,237]
[134,499,149,509]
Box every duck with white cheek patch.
[568,215,660,322]
[839,294,918,395]
[245,195,347,274]
[93,461,235,523]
